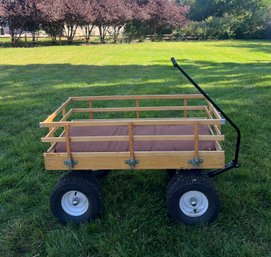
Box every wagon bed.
[40,94,225,171]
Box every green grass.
[0,40,271,257]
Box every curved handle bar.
[171,57,241,172]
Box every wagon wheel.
[50,172,103,224]
[166,172,220,225]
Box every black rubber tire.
[166,170,202,192]
[166,172,220,225]
[50,172,103,224]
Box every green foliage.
[0,41,271,256]
[180,0,270,39]
[179,15,238,39]
[125,21,173,42]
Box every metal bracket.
[64,159,78,170]
[188,157,203,168]
[125,159,139,169]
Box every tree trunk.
[66,25,77,44]
[84,25,94,45]
[32,31,36,42]
[51,36,57,43]
[99,25,106,44]
[10,30,15,43]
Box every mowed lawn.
[0,40,271,257]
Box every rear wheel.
[50,172,103,224]
[166,172,220,224]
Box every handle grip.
[171,57,178,67]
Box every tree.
[23,0,42,42]
[62,0,90,43]
[106,0,134,43]
[91,0,111,44]
[147,0,189,32]
[37,0,65,43]
[80,0,95,44]
[0,0,27,43]
[125,0,189,40]
[0,0,42,43]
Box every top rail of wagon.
[70,94,205,101]
[40,118,223,128]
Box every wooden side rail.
[72,105,206,113]
[40,118,223,128]
[41,134,225,143]
[42,95,207,124]
[70,94,205,101]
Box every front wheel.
[166,172,220,224]
[50,172,103,224]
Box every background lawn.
[0,40,271,257]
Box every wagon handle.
[171,57,241,177]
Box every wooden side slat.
[41,134,224,143]
[46,130,65,153]
[128,123,134,159]
[183,98,188,118]
[72,106,206,113]
[194,122,199,157]
[89,101,93,119]
[61,109,73,121]
[44,151,225,170]
[207,125,223,151]
[64,124,72,160]
[44,109,73,138]
[204,106,213,119]
[209,103,222,120]
[136,100,140,118]
[42,98,71,123]
[70,94,205,101]
[62,108,67,117]
[40,118,223,128]
[213,124,222,135]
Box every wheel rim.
[179,190,209,217]
[61,191,89,216]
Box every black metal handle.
[171,57,241,173]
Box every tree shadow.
[1,61,270,101]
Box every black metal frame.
[171,57,241,177]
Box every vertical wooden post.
[62,107,67,118]
[65,124,72,161]
[194,122,199,157]
[128,122,135,160]
[184,98,188,118]
[136,99,140,118]
[89,100,93,119]
[49,127,54,146]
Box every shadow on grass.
[0,60,270,101]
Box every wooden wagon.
[40,58,241,225]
